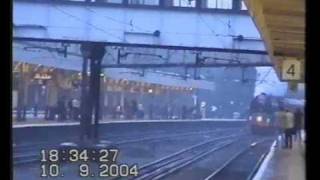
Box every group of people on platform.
[43,97,196,121]
[111,99,143,120]
[109,102,197,120]
[45,97,80,121]
[41,98,210,121]
[276,106,304,149]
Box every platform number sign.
[281,59,301,81]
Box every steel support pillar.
[80,45,90,142]
[17,64,26,121]
[91,57,102,141]
[80,43,105,143]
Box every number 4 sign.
[281,59,302,81]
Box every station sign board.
[281,58,302,81]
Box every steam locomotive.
[248,93,278,134]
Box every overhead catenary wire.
[82,4,238,78]
[87,0,234,39]
[31,5,264,61]
[83,7,151,33]
[46,4,248,41]
[84,5,229,38]
[190,0,237,36]
[256,67,273,85]
[198,14,234,49]
[53,5,124,41]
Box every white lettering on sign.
[281,59,302,81]
[34,73,52,80]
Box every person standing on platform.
[167,105,172,119]
[46,82,58,121]
[191,106,197,119]
[284,109,295,149]
[115,105,122,119]
[67,99,73,120]
[275,106,286,148]
[136,104,145,119]
[72,98,80,121]
[45,105,50,120]
[181,105,187,119]
[149,104,154,120]
[131,100,138,119]
[57,97,66,121]
[294,108,303,142]
[124,98,130,119]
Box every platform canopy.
[244,0,305,82]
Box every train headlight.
[256,116,263,122]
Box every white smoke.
[254,67,288,96]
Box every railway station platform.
[254,134,306,180]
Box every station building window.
[102,0,123,3]
[128,0,160,6]
[94,0,123,3]
[172,0,196,8]
[159,0,196,8]
[203,0,232,9]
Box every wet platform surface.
[254,135,305,180]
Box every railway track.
[14,128,235,152]
[112,133,244,180]
[109,135,273,180]
[112,128,239,145]
[13,128,243,165]
[203,138,274,180]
